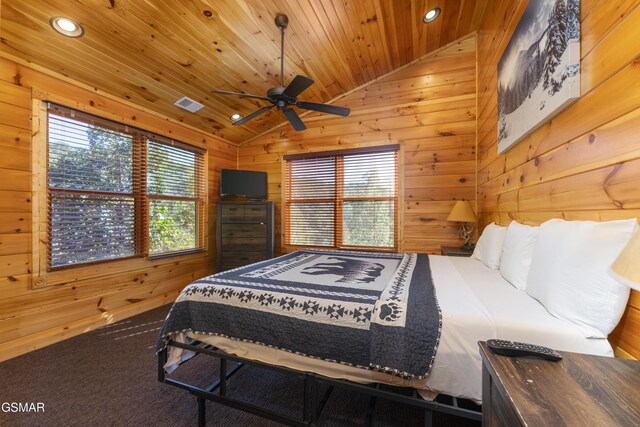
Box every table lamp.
[447,200,477,248]
[610,230,640,291]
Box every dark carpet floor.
[0,304,481,427]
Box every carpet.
[0,304,480,426]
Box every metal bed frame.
[158,339,482,426]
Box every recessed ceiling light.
[50,16,84,38]
[230,113,243,121]
[423,7,441,23]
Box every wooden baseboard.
[0,291,179,363]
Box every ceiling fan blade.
[282,75,314,98]
[297,101,351,117]
[213,89,270,101]
[282,107,306,131]
[232,106,274,126]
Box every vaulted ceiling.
[0,0,486,144]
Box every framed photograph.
[497,0,580,154]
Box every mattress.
[169,255,613,402]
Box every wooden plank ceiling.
[0,0,486,144]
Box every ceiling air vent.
[174,96,204,113]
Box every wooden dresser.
[479,341,640,426]
[216,201,274,272]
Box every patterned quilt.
[156,249,442,379]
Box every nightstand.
[479,341,640,426]
[440,245,474,257]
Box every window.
[147,138,205,255]
[47,104,205,269]
[284,146,398,251]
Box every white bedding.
[427,255,613,401]
[171,255,613,402]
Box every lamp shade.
[610,230,640,291]
[447,201,477,223]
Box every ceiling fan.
[213,14,350,131]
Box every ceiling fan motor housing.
[267,86,296,107]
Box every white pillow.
[500,221,539,290]
[525,218,637,338]
[472,223,507,269]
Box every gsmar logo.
[2,402,45,412]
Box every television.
[220,169,267,199]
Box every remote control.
[487,339,563,361]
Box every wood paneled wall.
[477,1,640,359]
[0,57,237,361]
[238,35,477,255]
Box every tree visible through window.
[47,104,205,269]
[147,140,203,254]
[285,146,398,251]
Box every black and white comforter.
[156,249,442,379]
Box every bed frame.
[158,339,482,426]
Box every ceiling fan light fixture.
[423,7,441,23]
[50,16,84,38]
[230,113,243,121]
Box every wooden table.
[440,245,474,257]
[479,341,640,426]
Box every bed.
[156,248,614,425]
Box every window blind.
[48,110,141,268]
[147,137,205,255]
[286,156,336,247]
[284,146,398,250]
[47,104,205,269]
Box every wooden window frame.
[31,101,208,289]
[284,145,399,252]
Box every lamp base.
[459,223,474,248]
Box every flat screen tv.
[220,169,267,199]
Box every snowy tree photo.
[497,0,580,153]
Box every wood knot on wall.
[32,89,47,100]
[33,277,47,288]
[12,70,22,86]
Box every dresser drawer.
[221,204,267,223]
[221,237,268,252]
[244,205,267,222]
[221,205,246,223]
[221,224,266,238]
[221,252,267,267]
